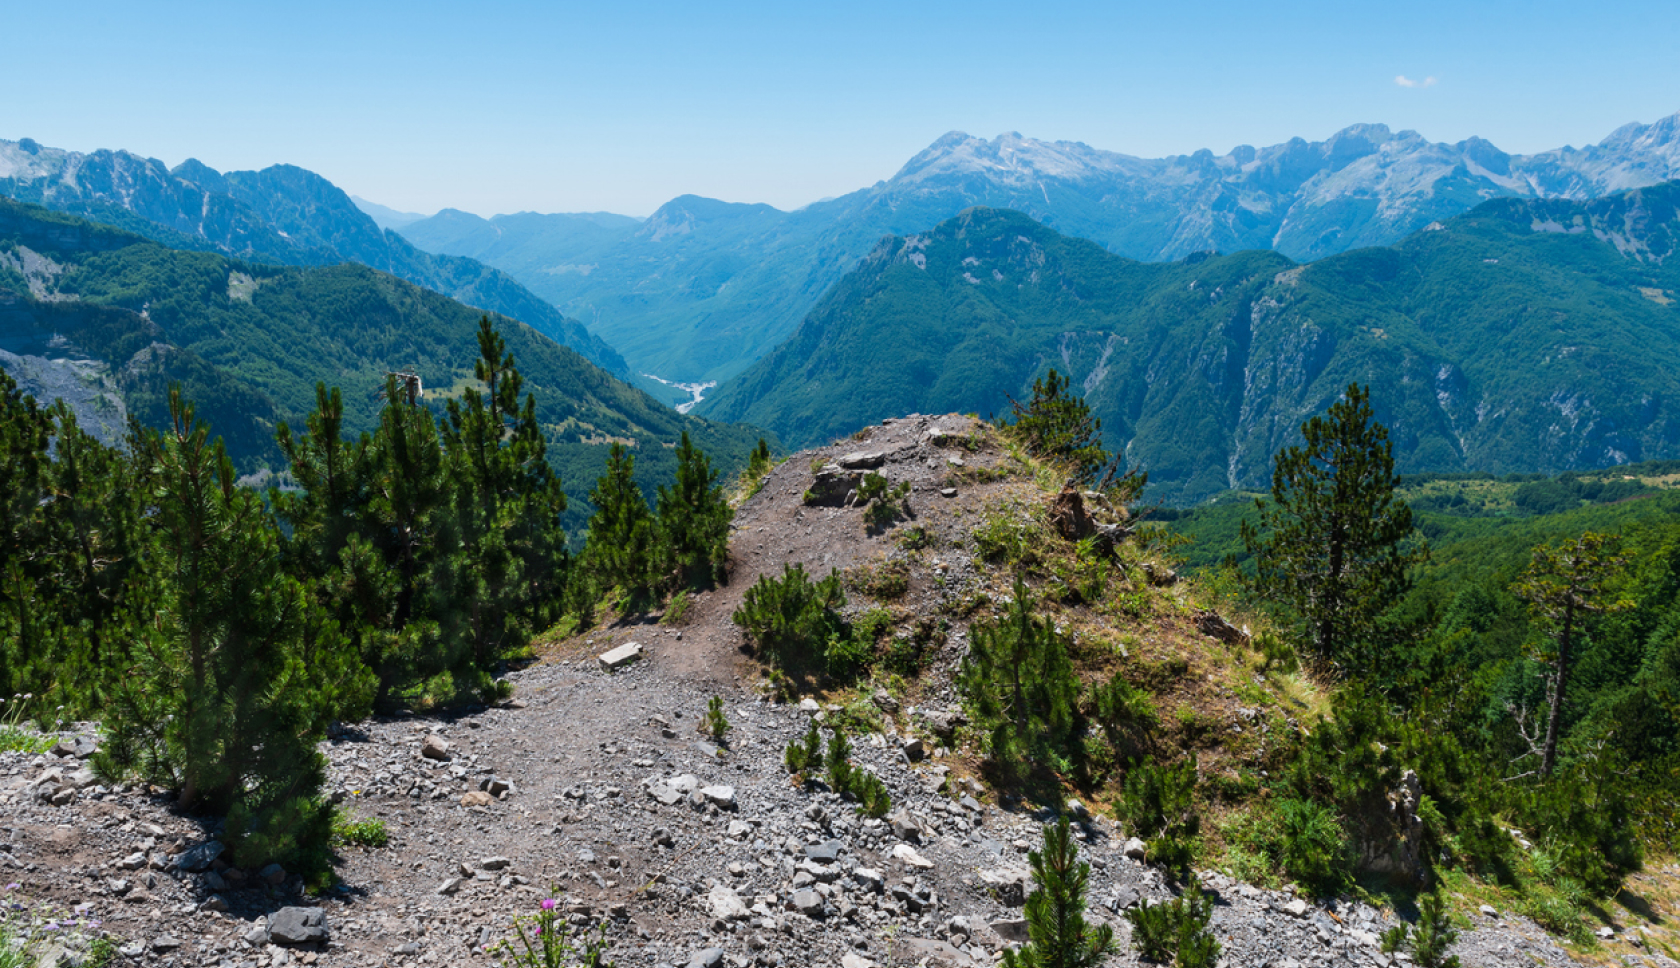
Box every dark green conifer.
[584,442,654,595]
[656,431,732,588]
[96,389,373,867]
[1005,817,1116,968]
[1008,368,1110,485]
[1239,383,1423,670]
[957,576,1078,773]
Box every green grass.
[331,813,389,848]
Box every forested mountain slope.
[0,198,761,525]
[398,113,1680,384]
[0,138,628,375]
[701,184,1680,503]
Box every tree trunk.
[1541,603,1574,777]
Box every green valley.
[701,186,1680,504]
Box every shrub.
[1003,817,1116,968]
[857,472,912,527]
[1117,759,1200,875]
[1088,672,1156,761]
[1272,798,1347,893]
[332,812,390,848]
[702,696,730,743]
[852,770,893,818]
[1123,874,1220,967]
[1381,890,1461,968]
[1006,368,1112,486]
[826,727,855,792]
[957,577,1078,777]
[785,720,823,778]
[732,564,848,671]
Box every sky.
[5,0,1678,218]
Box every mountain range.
[0,138,628,376]
[397,113,1680,386]
[700,185,1680,503]
[0,197,760,529]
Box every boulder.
[706,884,750,921]
[700,785,736,809]
[990,917,1030,942]
[978,867,1029,906]
[837,451,886,470]
[804,466,864,506]
[790,889,825,917]
[174,841,224,873]
[268,906,329,946]
[420,735,452,761]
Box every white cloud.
[1395,75,1438,89]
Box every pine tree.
[957,576,1078,773]
[656,431,732,589]
[443,318,570,683]
[1512,532,1630,777]
[365,376,455,699]
[97,389,373,866]
[1240,383,1423,671]
[584,442,654,595]
[1008,368,1111,485]
[1005,817,1116,968]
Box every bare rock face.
[1048,486,1095,541]
[804,465,864,506]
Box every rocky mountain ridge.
[396,112,1680,385]
[0,138,627,375]
[0,412,1645,968]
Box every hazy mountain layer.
[398,113,1680,384]
[699,186,1680,503]
[0,198,762,527]
[0,138,628,376]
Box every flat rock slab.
[837,451,886,469]
[890,843,933,869]
[598,642,644,670]
[892,938,977,967]
[268,906,329,946]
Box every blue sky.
[6,0,1678,217]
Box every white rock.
[890,844,934,869]
[1283,899,1310,918]
[707,884,750,921]
[598,642,643,670]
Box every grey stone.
[837,451,886,470]
[648,782,685,806]
[687,948,725,968]
[889,809,924,843]
[435,877,464,895]
[268,906,329,946]
[700,784,736,809]
[259,862,287,885]
[895,938,977,967]
[790,889,825,917]
[598,642,644,670]
[1122,837,1147,859]
[174,841,224,873]
[421,735,451,761]
[902,738,925,761]
[803,839,844,863]
[480,856,512,871]
[1479,904,1498,917]
[707,884,750,921]
[990,917,1030,942]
